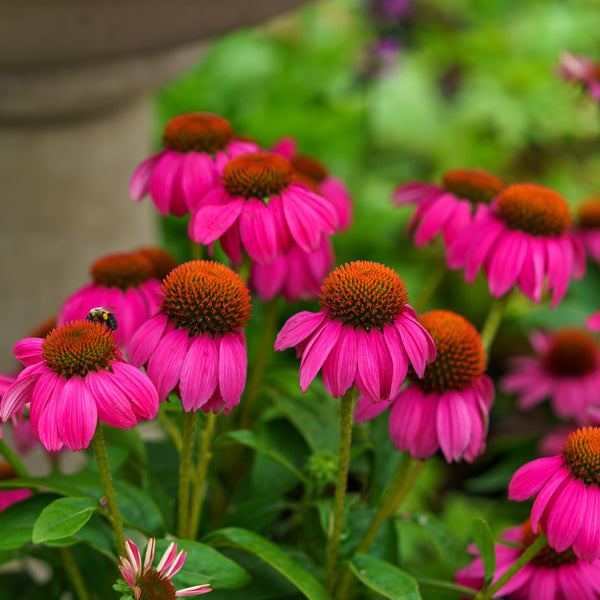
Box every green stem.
[413,261,447,313]
[187,411,217,540]
[417,577,477,597]
[237,252,252,284]
[476,534,547,600]
[91,425,125,557]
[480,292,512,353]
[177,411,198,539]
[158,409,182,453]
[324,388,356,593]
[0,439,29,479]
[59,547,91,600]
[239,297,281,428]
[190,241,205,261]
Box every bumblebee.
[86,307,118,331]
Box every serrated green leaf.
[32,497,98,544]
[349,554,421,600]
[471,517,496,586]
[205,527,330,600]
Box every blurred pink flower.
[502,328,600,424]
[572,196,600,266]
[447,183,583,307]
[558,51,600,102]
[588,312,600,333]
[189,152,338,266]
[0,321,158,452]
[0,463,30,513]
[275,261,435,403]
[119,538,212,599]
[129,261,251,415]
[130,112,258,217]
[509,427,600,562]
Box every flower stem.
[475,534,547,600]
[413,261,447,313]
[480,292,512,353]
[177,411,198,539]
[91,425,125,557]
[417,577,478,597]
[158,408,182,453]
[190,241,204,261]
[187,411,217,540]
[0,439,29,479]
[239,297,281,429]
[324,388,356,593]
[59,547,91,600]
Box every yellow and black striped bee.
[86,307,118,331]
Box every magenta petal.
[394,313,435,378]
[129,314,169,367]
[13,337,44,367]
[130,151,165,201]
[545,237,573,308]
[181,153,217,211]
[436,389,471,462]
[572,485,600,561]
[274,310,327,351]
[299,319,342,393]
[354,328,384,403]
[148,152,183,216]
[33,373,66,452]
[529,568,559,600]
[189,197,244,245]
[266,194,293,256]
[217,332,247,412]
[219,222,243,266]
[84,370,137,429]
[354,394,392,423]
[0,363,46,420]
[147,329,189,401]
[530,467,571,532]
[239,199,279,264]
[111,362,159,421]
[322,325,358,398]
[383,324,408,399]
[57,377,98,451]
[545,478,586,552]
[508,455,565,501]
[413,193,456,246]
[486,230,527,297]
[462,217,504,281]
[179,335,219,412]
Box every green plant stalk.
[239,297,281,429]
[324,388,356,593]
[91,425,126,557]
[0,439,29,479]
[417,577,478,597]
[158,408,182,453]
[480,292,512,353]
[59,546,91,600]
[188,410,217,539]
[177,411,198,539]
[413,260,447,313]
[190,241,204,261]
[475,534,547,600]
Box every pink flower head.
[129,261,251,415]
[271,137,353,231]
[557,51,600,102]
[456,521,600,599]
[58,250,167,349]
[392,168,504,248]
[509,426,600,562]
[249,236,335,302]
[188,152,338,266]
[572,195,600,266]
[446,183,583,308]
[0,463,30,513]
[130,112,258,217]
[0,321,159,452]
[119,538,212,599]
[382,310,493,463]
[274,261,436,403]
[588,311,600,333]
[502,328,600,424]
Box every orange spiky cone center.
[542,327,598,376]
[162,112,233,154]
[442,168,503,204]
[135,568,177,600]
[562,427,600,486]
[577,196,600,229]
[91,252,154,289]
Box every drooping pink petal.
[179,335,219,412]
[354,328,385,404]
[0,363,46,420]
[33,373,66,452]
[486,230,527,297]
[572,484,600,561]
[517,237,546,302]
[322,325,358,398]
[13,337,44,367]
[463,218,505,282]
[413,193,457,247]
[57,376,98,451]
[239,198,279,264]
[175,584,213,596]
[111,361,159,421]
[130,151,166,201]
[545,478,587,552]
[147,328,190,401]
[274,310,327,351]
[319,176,353,231]
[129,314,169,367]
[218,332,247,412]
[529,467,571,532]
[84,369,137,429]
[271,136,297,158]
[148,152,185,216]
[436,389,471,462]
[219,222,242,266]
[189,197,244,245]
[354,394,393,423]
[545,237,574,308]
[250,258,286,301]
[181,153,218,212]
[392,182,440,207]
[508,455,565,501]
[529,567,558,600]
[299,319,342,393]
[394,313,435,378]
[163,548,187,579]
[266,194,294,256]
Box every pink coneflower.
[129,261,251,415]
[384,310,493,462]
[188,152,338,265]
[0,321,159,452]
[274,261,436,403]
[392,168,504,248]
[509,426,600,562]
[58,250,163,349]
[119,538,212,599]
[0,463,30,512]
[249,236,334,302]
[446,183,583,307]
[272,137,353,231]
[502,328,600,424]
[572,196,600,265]
[588,312,600,333]
[136,246,179,280]
[557,51,600,102]
[456,521,600,599]
[130,112,258,217]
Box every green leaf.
[43,515,116,559]
[471,518,496,586]
[205,527,330,600]
[217,429,308,484]
[32,497,98,544]
[0,494,58,550]
[155,539,250,590]
[348,554,422,600]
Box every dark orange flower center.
[222,152,293,199]
[292,155,328,185]
[319,261,408,331]
[162,112,233,154]
[0,463,17,481]
[91,252,154,289]
[160,260,252,336]
[136,568,177,600]
[562,427,600,486]
[41,321,120,378]
[542,327,598,376]
[521,521,578,567]
[495,183,572,237]
[441,168,503,205]
[413,310,486,393]
[577,196,600,229]
[136,247,179,281]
